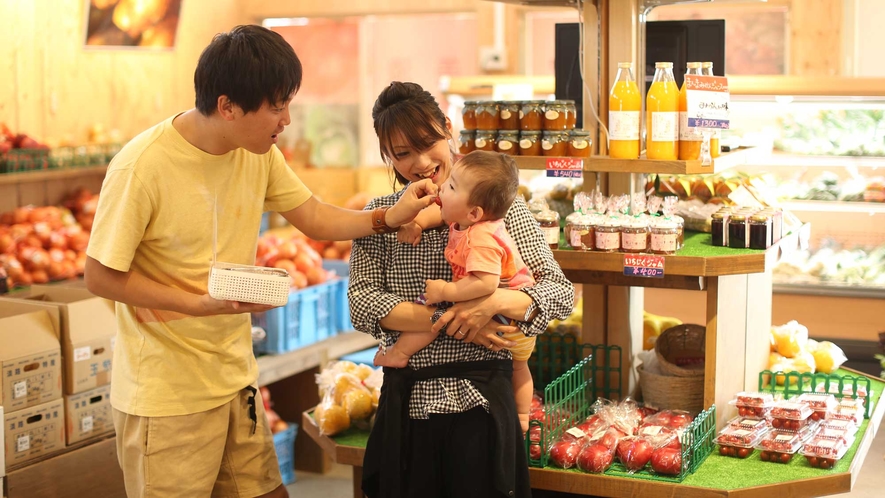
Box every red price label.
[546,158,583,178]
[623,254,665,278]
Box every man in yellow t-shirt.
[85,25,436,498]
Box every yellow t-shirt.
[86,114,312,417]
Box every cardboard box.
[3,398,65,468]
[63,385,112,446]
[0,302,62,413]
[3,286,116,395]
[1,406,5,478]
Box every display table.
[302,369,884,498]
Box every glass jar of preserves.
[728,214,748,249]
[565,100,577,129]
[566,214,595,251]
[496,130,520,155]
[650,219,679,255]
[474,130,497,152]
[459,130,476,155]
[519,131,542,156]
[595,218,621,252]
[475,102,500,130]
[534,209,561,250]
[498,101,521,130]
[543,100,569,130]
[520,101,544,131]
[621,218,649,253]
[711,212,727,247]
[749,214,772,249]
[462,101,478,130]
[541,131,569,157]
[567,129,592,157]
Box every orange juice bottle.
[701,62,721,158]
[646,62,679,160]
[679,62,704,160]
[608,62,641,159]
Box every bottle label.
[543,226,560,245]
[651,112,678,142]
[622,232,647,250]
[571,139,589,149]
[498,140,513,151]
[475,138,487,148]
[545,110,560,120]
[651,233,677,252]
[500,110,512,120]
[609,111,640,140]
[596,231,619,250]
[570,231,582,248]
[541,140,554,151]
[679,112,703,141]
[519,139,532,149]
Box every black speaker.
[646,20,726,91]
[554,23,583,129]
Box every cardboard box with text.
[3,398,65,468]
[0,302,62,414]
[63,385,112,446]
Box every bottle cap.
[654,62,674,69]
[618,62,633,68]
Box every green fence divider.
[758,370,873,419]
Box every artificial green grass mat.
[327,369,883,490]
[556,230,765,257]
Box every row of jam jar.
[459,129,591,157]
[462,100,578,132]
[559,214,685,255]
[710,206,784,250]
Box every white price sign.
[684,75,730,130]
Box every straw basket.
[654,324,706,377]
[637,363,704,415]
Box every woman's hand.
[469,321,518,352]
[432,292,501,341]
[397,222,424,246]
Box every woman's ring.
[487,343,494,350]
[457,330,466,336]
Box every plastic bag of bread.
[808,340,848,374]
[314,392,351,436]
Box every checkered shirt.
[348,187,575,419]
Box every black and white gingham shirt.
[348,187,575,419]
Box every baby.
[376,150,538,431]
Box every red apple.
[668,411,693,429]
[576,443,614,473]
[549,440,581,469]
[598,427,627,451]
[616,437,654,472]
[651,447,682,476]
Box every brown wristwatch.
[371,206,396,234]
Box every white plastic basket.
[206,194,289,307]
[208,262,290,306]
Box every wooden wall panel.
[239,0,479,20]
[789,0,842,76]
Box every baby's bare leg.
[512,359,534,433]
[374,331,438,368]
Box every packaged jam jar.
[620,217,649,253]
[459,130,476,155]
[727,214,748,249]
[711,212,727,247]
[519,131,542,156]
[535,209,561,250]
[520,101,544,131]
[567,129,592,157]
[543,100,569,131]
[475,102,500,130]
[595,218,621,252]
[650,219,679,255]
[567,215,595,251]
[749,214,771,249]
[474,130,497,152]
[462,101,478,130]
[541,131,569,156]
[495,130,519,155]
[498,101,521,130]
[565,100,577,129]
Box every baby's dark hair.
[457,151,519,220]
[372,82,449,187]
[194,25,302,116]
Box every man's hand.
[423,279,447,305]
[386,179,439,228]
[193,294,277,317]
[397,222,424,246]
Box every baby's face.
[438,162,477,227]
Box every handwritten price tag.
[623,254,665,278]
[546,158,583,179]
[685,75,730,130]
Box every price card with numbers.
[685,75,730,130]
[546,158,583,179]
[13,380,27,399]
[623,254,665,278]
[81,415,94,433]
[17,434,30,452]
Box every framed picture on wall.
[84,0,182,49]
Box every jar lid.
[475,130,498,137]
[464,100,480,105]
[730,214,748,222]
[601,217,621,228]
[626,217,648,229]
[459,129,475,136]
[617,62,633,68]
[686,62,702,69]
[542,130,568,137]
[711,212,725,220]
[524,100,545,105]
[498,129,519,134]
[535,209,560,222]
[750,214,770,222]
[549,100,570,106]
[701,62,713,68]
[569,129,591,137]
[520,130,542,136]
[655,62,674,68]
[656,218,678,229]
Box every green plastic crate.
[1,148,51,173]
[758,370,873,419]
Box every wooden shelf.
[773,282,885,300]
[440,75,556,97]
[729,75,885,98]
[513,147,759,175]
[0,165,108,186]
[256,331,377,387]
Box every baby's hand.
[423,279,447,304]
[397,222,424,246]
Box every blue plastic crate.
[252,280,338,353]
[260,212,270,234]
[339,347,377,366]
[322,258,350,279]
[333,278,353,333]
[273,423,299,486]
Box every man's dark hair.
[194,25,302,116]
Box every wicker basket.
[637,363,704,415]
[654,324,706,377]
[208,262,290,306]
